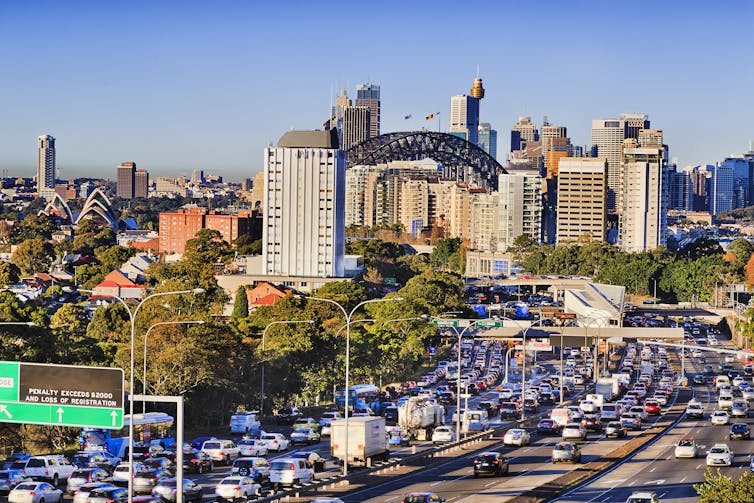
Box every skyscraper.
[117,162,136,199]
[497,171,542,250]
[620,142,667,252]
[341,105,370,151]
[37,134,56,200]
[511,116,538,152]
[135,169,149,198]
[478,123,497,160]
[263,129,345,277]
[709,162,734,216]
[556,158,608,244]
[449,78,484,145]
[355,83,380,139]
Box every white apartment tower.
[497,171,542,251]
[620,143,667,252]
[449,94,480,145]
[556,158,608,244]
[37,134,56,200]
[263,130,345,277]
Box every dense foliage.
[695,469,754,502]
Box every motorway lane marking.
[484,481,496,487]
[385,498,399,502]
[680,476,687,483]
[696,463,702,469]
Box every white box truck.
[595,379,615,402]
[331,416,389,467]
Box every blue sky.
[1,1,752,182]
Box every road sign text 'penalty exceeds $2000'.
[0,361,124,429]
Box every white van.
[269,458,314,489]
[202,439,241,464]
[715,375,731,390]
[462,410,489,433]
[230,411,260,434]
[550,407,575,427]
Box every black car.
[523,399,539,413]
[703,365,714,375]
[478,401,498,418]
[182,449,214,474]
[581,414,602,432]
[275,406,302,425]
[693,374,706,385]
[472,452,509,477]
[539,392,555,405]
[437,392,455,405]
[499,402,520,419]
[189,436,216,451]
[536,418,560,435]
[730,422,751,440]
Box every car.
[387,429,411,447]
[237,439,268,457]
[499,402,520,419]
[71,482,115,503]
[231,458,270,485]
[133,469,170,495]
[86,486,128,503]
[502,428,531,446]
[275,406,302,425]
[731,401,749,418]
[643,400,661,416]
[711,410,731,425]
[260,433,290,452]
[9,482,63,503]
[182,449,214,475]
[401,493,445,503]
[189,437,216,451]
[472,452,509,477]
[71,451,121,473]
[143,457,175,474]
[293,417,322,433]
[561,423,587,441]
[706,443,733,467]
[674,438,699,458]
[290,428,321,446]
[65,468,111,495]
[151,478,203,503]
[214,476,261,502]
[536,418,561,435]
[269,458,314,489]
[318,412,342,436]
[703,364,715,375]
[625,491,659,503]
[0,470,33,495]
[111,462,147,486]
[431,426,456,444]
[685,401,704,419]
[201,440,241,464]
[289,452,326,472]
[620,413,642,431]
[604,421,627,438]
[693,374,706,385]
[552,442,582,463]
[730,422,751,440]
[581,414,603,432]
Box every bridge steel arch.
[346,131,506,189]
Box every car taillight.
[219,451,225,456]
[233,487,240,491]
[45,469,49,475]
[492,460,499,464]
[29,491,35,496]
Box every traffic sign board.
[0,361,123,429]
[478,320,502,328]
[435,320,458,328]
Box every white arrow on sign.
[0,405,12,419]
[56,407,64,423]
[110,410,118,427]
[645,479,666,486]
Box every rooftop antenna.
[476,64,480,78]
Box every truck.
[586,393,605,410]
[595,378,616,402]
[398,396,445,440]
[331,416,389,468]
[230,411,261,434]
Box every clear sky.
[1,0,752,182]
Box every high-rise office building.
[449,94,480,145]
[341,105,370,151]
[478,123,497,159]
[511,116,539,152]
[709,162,734,217]
[37,134,56,200]
[134,169,149,198]
[497,171,542,251]
[355,83,380,139]
[263,129,345,277]
[620,143,667,252]
[117,162,136,199]
[556,158,608,244]
[668,165,692,211]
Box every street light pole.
[260,320,314,416]
[73,287,204,503]
[142,320,205,414]
[520,318,547,421]
[298,295,403,476]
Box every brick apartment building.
[158,207,260,254]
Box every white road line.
[485,481,497,487]
[680,476,687,483]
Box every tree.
[11,238,55,275]
[234,235,262,256]
[232,286,249,320]
[50,304,104,365]
[11,214,57,244]
[746,254,754,289]
[0,261,21,285]
[694,469,754,502]
[95,246,137,272]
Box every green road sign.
[0,361,123,429]
[434,320,459,328]
[478,320,503,328]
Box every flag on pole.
[425,113,438,120]
[404,113,412,120]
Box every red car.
[644,400,661,415]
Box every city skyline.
[1,1,752,181]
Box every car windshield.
[678,440,694,446]
[15,484,36,491]
[220,479,240,485]
[203,442,221,450]
[733,424,748,431]
[270,462,294,471]
[710,447,727,453]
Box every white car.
[651,394,668,407]
[733,376,747,388]
[579,400,597,414]
[111,462,146,485]
[237,439,268,457]
[214,476,261,502]
[502,428,531,446]
[561,423,586,441]
[202,439,241,464]
[498,388,514,400]
[706,443,733,467]
[431,426,456,444]
[711,410,731,425]
[9,482,63,503]
[674,438,699,458]
[260,433,290,452]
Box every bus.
[80,412,175,458]
[335,384,380,413]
